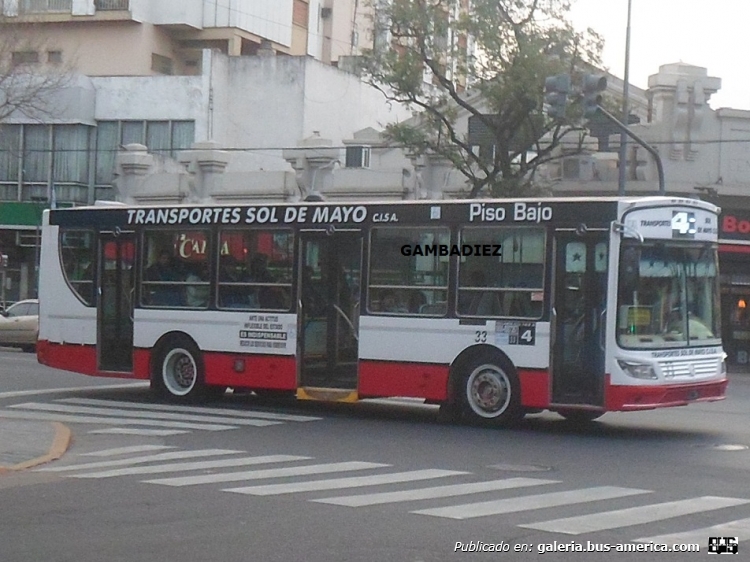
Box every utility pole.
[618,0,633,195]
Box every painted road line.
[314,477,561,507]
[412,486,651,520]
[0,409,237,431]
[227,469,468,496]
[9,402,281,427]
[80,445,176,457]
[69,455,312,479]
[0,382,149,399]
[37,449,242,472]
[521,496,750,535]
[58,397,322,422]
[635,516,750,545]
[144,461,390,487]
[87,428,190,436]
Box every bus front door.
[97,232,135,373]
[298,232,362,395]
[551,232,608,406]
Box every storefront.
[0,202,42,307]
[719,209,750,365]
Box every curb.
[0,422,72,473]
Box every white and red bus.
[37,196,727,425]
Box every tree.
[360,0,604,197]
[0,18,73,122]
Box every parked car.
[0,299,39,352]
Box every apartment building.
[1,1,372,74]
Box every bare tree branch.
[359,0,603,198]
[0,18,74,122]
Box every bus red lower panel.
[358,361,449,400]
[357,360,550,407]
[202,353,296,390]
[606,378,728,411]
[517,369,550,408]
[36,340,149,380]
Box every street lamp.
[618,0,633,195]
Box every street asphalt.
[0,364,747,474]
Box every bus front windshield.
[617,242,721,349]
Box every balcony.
[95,0,128,9]
[18,0,71,13]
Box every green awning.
[0,202,44,229]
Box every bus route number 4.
[671,211,696,235]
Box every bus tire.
[557,409,604,423]
[459,353,523,427]
[152,336,206,402]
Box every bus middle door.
[551,231,608,407]
[297,230,363,399]
[97,231,135,373]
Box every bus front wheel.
[459,355,523,427]
[152,337,206,402]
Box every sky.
[568,0,750,110]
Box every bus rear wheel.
[459,355,523,427]
[152,337,206,402]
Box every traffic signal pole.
[595,106,665,195]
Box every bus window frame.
[366,225,450,317]
[215,226,295,313]
[58,228,96,307]
[456,225,546,320]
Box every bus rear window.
[59,229,95,306]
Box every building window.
[151,54,173,75]
[293,0,309,27]
[0,124,92,204]
[47,51,63,64]
[12,51,39,66]
[345,146,371,168]
[95,120,195,188]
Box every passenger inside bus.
[185,262,209,307]
[146,250,183,306]
[462,270,503,316]
[379,290,408,313]
[250,254,286,309]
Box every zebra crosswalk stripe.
[87,428,189,436]
[226,469,468,496]
[80,445,175,457]
[68,455,312,479]
[9,402,281,427]
[143,461,389,487]
[522,496,750,535]
[0,409,237,431]
[37,449,242,472]
[313,477,560,507]
[58,397,322,422]
[635,516,750,545]
[412,486,651,520]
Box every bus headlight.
[617,360,658,380]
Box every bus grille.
[658,358,719,379]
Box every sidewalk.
[0,420,71,473]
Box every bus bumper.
[606,378,729,411]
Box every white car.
[0,299,39,352]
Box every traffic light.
[583,74,607,118]
[0,254,7,269]
[544,74,570,120]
